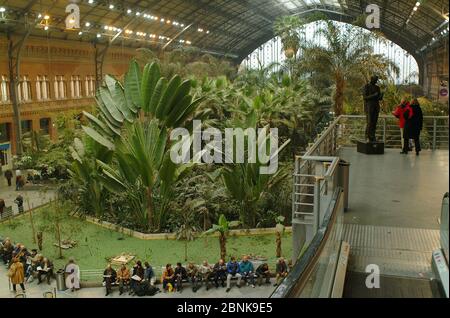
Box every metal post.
[313,177,321,233]
[383,118,387,144]
[432,118,437,151]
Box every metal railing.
[339,115,448,150]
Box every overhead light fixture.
[78,31,83,35]
[109,4,114,9]
[44,14,50,20]
[85,22,91,27]
[44,26,49,30]
[0,7,5,13]
[88,0,94,4]
[97,33,101,38]
[127,9,132,14]
[136,11,140,16]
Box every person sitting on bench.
[274,257,288,286]
[239,255,255,288]
[213,259,227,288]
[130,260,144,296]
[37,257,54,285]
[161,264,175,292]
[198,260,213,291]
[186,263,200,292]
[144,261,156,286]
[226,257,242,293]
[174,262,188,293]
[117,264,131,295]
[256,263,271,286]
[103,263,117,296]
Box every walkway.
[339,147,448,290]
[0,176,56,216]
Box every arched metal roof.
[0,0,448,61]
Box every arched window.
[0,75,9,102]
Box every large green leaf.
[82,126,115,150]
[125,59,142,110]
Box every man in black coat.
[363,75,384,142]
[404,98,424,155]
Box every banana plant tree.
[202,214,240,260]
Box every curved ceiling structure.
[0,0,448,61]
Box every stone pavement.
[0,173,56,216]
[0,263,276,298]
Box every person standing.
[4,169,13,187]
[393,99,413,154]
[8,257,26,294]
[363,75,384,143]
[405,98,424,156]
[14,194,24,214]
[0,198,5,218]
[65,258,80,292]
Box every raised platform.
[357,140,384,155]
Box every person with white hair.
[65,257,80,292]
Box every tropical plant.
[274,16,305,59]
[175,200,200,261]
[81,60,205,232]
[298,21,399,116]
[275,215,286,258]
[202,214,240,260]
[221,123,291,227]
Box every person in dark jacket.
[130,260,144,295]
[103,263,117,296]
[14,194,24,214]
[174,262,188,293]
[256,263,271,286]
[0,198,5,218]
[4,169,13,187]
[212,259,227,288]
[363,75,384,142]
[37,257,54,285]
[274,257,288,286]
[404,98,424,155]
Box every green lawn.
[0,207,292,279]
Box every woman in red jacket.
[392,98,413,153]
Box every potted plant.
[274,16,304,59]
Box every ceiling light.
[44,14,50,20]
[109,4,114,9]
[415,2,420,6]
[88,0,94,4]
[0,7,5,13]
[44,26,49,30]
[38,13,42,18]
[78,31,83,35]
[127,9,132,14]
[413,7,418,11]
[85,22,91,27]
[136,11,140,16]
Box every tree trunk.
[55,221,63,259]
[276,231,282,258]
[37,232,43,251]
[219,233,226,260]
[184,241,188,262]
[334,75,345,116]
[146,187,153,232]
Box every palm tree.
[203,214,240,260]
[298,21,399,116]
